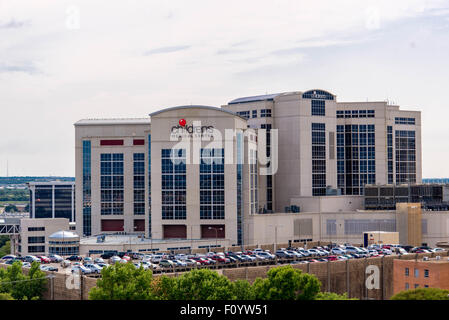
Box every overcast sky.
[0,0,448,177]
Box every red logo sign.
[179,119,186,127]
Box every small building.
[17,218,70,256]
[28,181,75,222]
[48,230,80,256]
[363,231,399,247]
[393,257,449,294]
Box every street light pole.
[208,227,223,249]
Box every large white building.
[74,89,424,250]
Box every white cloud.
[0,0,448,176]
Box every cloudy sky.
[0,0,448,177]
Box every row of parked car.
[1,244,444,275]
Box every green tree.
[252,265,321,300]
[0,240,11,258]
[0,261,46,300]
[89,262,154,300]
[391,288,449,300]
[156,268,245,300]
[231,279,256,300]
[0,293,14,300]
[316,292,357,300]
[4,205,18,213]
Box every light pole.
[268,225,283,252]
[208,226,223,249]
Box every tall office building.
[222,89,422,212]
[74,89,422,248]
[75,107,257,246]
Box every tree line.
[89,264,355,300]
[0,261,47,300]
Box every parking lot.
[1,244,444,278]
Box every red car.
[192,257,210,265]
[38,256,51,264]
[210,255,230,264]
[327,255,338,261]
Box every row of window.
[395,117,415,125]
[101,153,124,215]
[312,123,326,196]
[236,109,272,119]
[336,110,375,118]
[162,149,186,220]
[405,268,429,278]
[134,153,145,215]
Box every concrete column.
[346,259,350,298]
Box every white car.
[173,260,188,267]
[257,251,276,259]
[61,260,71,268]
[140,261,158,270]
[331,248,346,255]
[337,255,348,261]
[71,265,92,274]
[48,254,63,263]
[110,256,122,264]
[307,249,326,257]
[84,263,103,274]
[286,250,303,258]
[432,248,445,253]
[94,258,105,264]
[175,254,188,261]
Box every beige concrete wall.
[19,218,70,256]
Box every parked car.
[40,265,58,272]
[275,250,294,259]
[24,255,41,263]
[67,255,82,261]
[210,255,230,263]
[344,246,365,255]
[296,249,311,257]
[96,262,109,269]
[83,257,93,263]
[140,261,157,270]
[432,248,445,253]
[327,255,338,261]
[257,251,276,259]
[61,260,71,268]
[94,257,105,264]
[307,249,326,257]
[159,260,175,268]
[331,248,346,255]
[110,256,122,264]
[1,255,16,261]
[48,254,63,263]
[71,265,92,274]
[173,260,188,267]
[100,252,116,259]
[337,256,348,261]
[286,250,303,258]
[22,262,32,268]
[84,263,103,274]
[192,257,210,265]
[38,256,51,264]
